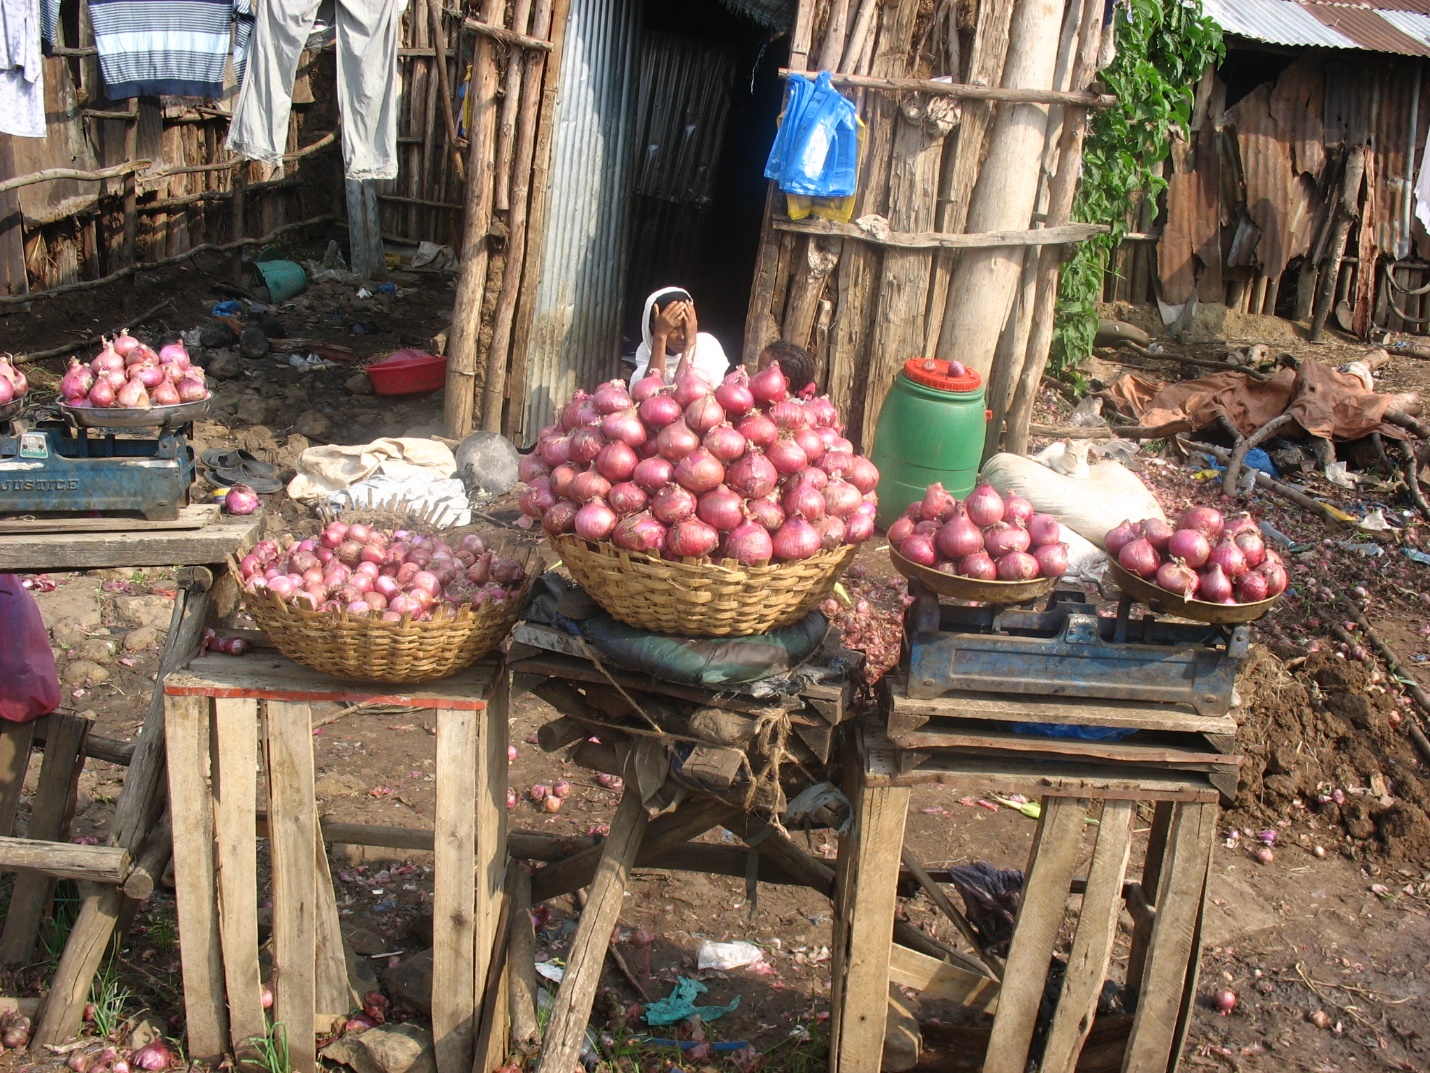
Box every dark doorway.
[621,0,788,364]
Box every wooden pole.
[493,0,534,212]
[230,162,246,286]
[1311,146,1366,342]
[122,115,139,316]
[935,0,1064,378]
[442,0,506,440]
[481,0,554,434]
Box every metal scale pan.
[58,399,210,432]
[0,398,25,427]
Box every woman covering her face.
[628,287,730,388]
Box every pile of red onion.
[1104,506,1289,605]
[889,481,1070,581]
[517,363,880,565]
[0,356,28,406]
[58,330,209,410]
[235,522,526,621]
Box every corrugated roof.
[1204,0,1430,54]
[717,0,794,31]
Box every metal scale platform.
[0,399,202,521]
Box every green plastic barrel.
[869,358,988,530]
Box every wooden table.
[9,512,265,1048]
[162,653,509,1073]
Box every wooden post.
[443,0,507,439]
[494,0,535,213]
[1311,146,1366,342]
[507,865,539,1046]
[432,706,480,1073]
[0,722,36,838]
[429,0,467,183]
[230,162,247,286]
[123,115,139,316]
[936,0,1064,378]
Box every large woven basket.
[551,533,856,637]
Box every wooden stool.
[162,652,509,1073]
[829,729,1218,1073]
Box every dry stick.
[1116,340,1273,380]
[1401,442,1430,519]
[1222,412,1296,496]
[12,299,174,363]
[779,68,1115,108]
[1179,438,1349,525]
[428,0,466,182]
[493,0,535,212]
[1383,408,1430,441]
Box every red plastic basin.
[366,349,447,395]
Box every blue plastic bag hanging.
[764,71,859,199]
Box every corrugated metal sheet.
[717,0,795,31]
[1202,0,1358,49]
[523,0,643,440]
[1204,0,1430,54]
[1306,5,1430,55]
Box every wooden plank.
[887,724,1240,771]
[0,712,91,965]
[166,654,498,710]
[212,698,265,1059]
[432,706,479,1073]
[164,693,228,1063]
[830,766,911,1072]
[507,865,539,1046]
[887,944,1000,1013]
[1121,803,1216,1073]
[0,721,36,837]
[888,688,1238,737]
[0,514,261,571]
[983,797,1089,1073]
[773,216,1106,251]
[1124,802,1173,996]
[533,784,649,1073]
[264,700,318,1073]
[473,670,510,1056]
[1040,800,1135,1073]
[313,822,357,1017]
[0,504,218,535]
[474,861,516,1073]
[870,751,1220,802]
[0,837,129,882]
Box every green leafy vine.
[1051,0,1224,377]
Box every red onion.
[996,551,1040,580]
[1255,560,1288,597]
[569,470,612,503]
[1207,537,1247,577]
[519,480,555,518]
[804,395,838,428]
[958,551,997,580]
[550,463,580,499]
[539,433,573,467]
[1223,513,1258,537]
[767,434,808,476]
[632,373,665,403]
[177,377,209,402]
[715,369,755,415]
[726,450,777,498]
[671,370,712,407]
[612,512,667,554]
[823,479,862,518]
[887,516,916,545]
[749,361,789,405]
[899,531,938,567]
[668,518,720,558]
[1117,538,1160,579]
[1197,563,1233,603]
[632,455,674,492]
[936,514,984,560]
[724,520,773,564]
[132,363,164,389]
[815,514,846,550]
[542,499,579,535]
[782,481,826,522]
[562,389,593,429]
[1156,559,1198,599]
[639,392,683,428]
[1235,571,1269,603]
[152,380,181,406]
[1166,528,1210,568]
[593,379,633,414]
[1233,528,1266,567]
[1141,517,1174,551]
[736,411,778,449]
[607,482,648,516]
[575,499,618,541]
[1177,505,1224,543]
[225,484,260,515]
[675,448,724,493]
[656,419,700,461]
[768,398,807,430]
[817,449,852,478]
[793,466,828,491]
[685,395,725,434]
[703,423,747,462]
[772,515,821,560]
[116,378,151,408]
[1003,493,1034,525]
[92,342,125,372]
[595,440,639,482]
[61,359,94,399]
[1033,542,1069,577]
[696,484,745,531]
[845,511,875,543]
[518,453,549,483]
[1213,989,1237,1016]
[963,482,1004,527]
[793,426,825,462]
[1027,513,1061,547]
[158,341,190,367]
[745,494,785,531]
[652,483,698,525]
[1104,519,1139,555]
[568,426,604,463]
[846,456,879,495]
[0,378,13,405]
[983,521,1031,557]
[110,329,139,357]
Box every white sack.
[981,453,1166,549]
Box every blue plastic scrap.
[764,71,858,197]
[1195,447,1279,478]
[211,299,243,317]
[642,978,740,1027]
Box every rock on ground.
[206,350,243,379]
[239,326,271,359]
[33,582,101,633]
[295,410,332,439]
[453,431,519,497]
[321,1024,436,1073]
[68,638,116,664]
[62,661,109,686]
[122,625,165,652]
[383,948,433,1016]
[114,594,173,630]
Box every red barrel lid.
[901,357,982,393]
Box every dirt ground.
[3,246,1430,1072]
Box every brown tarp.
[1100,359,1409,441]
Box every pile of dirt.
[1232,647,1430,861]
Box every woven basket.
[551,533,856,637]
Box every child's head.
[757,341,816,394]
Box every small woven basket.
[551,533,856,637]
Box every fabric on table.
[227,0,403,180]
[0,0,44,137]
